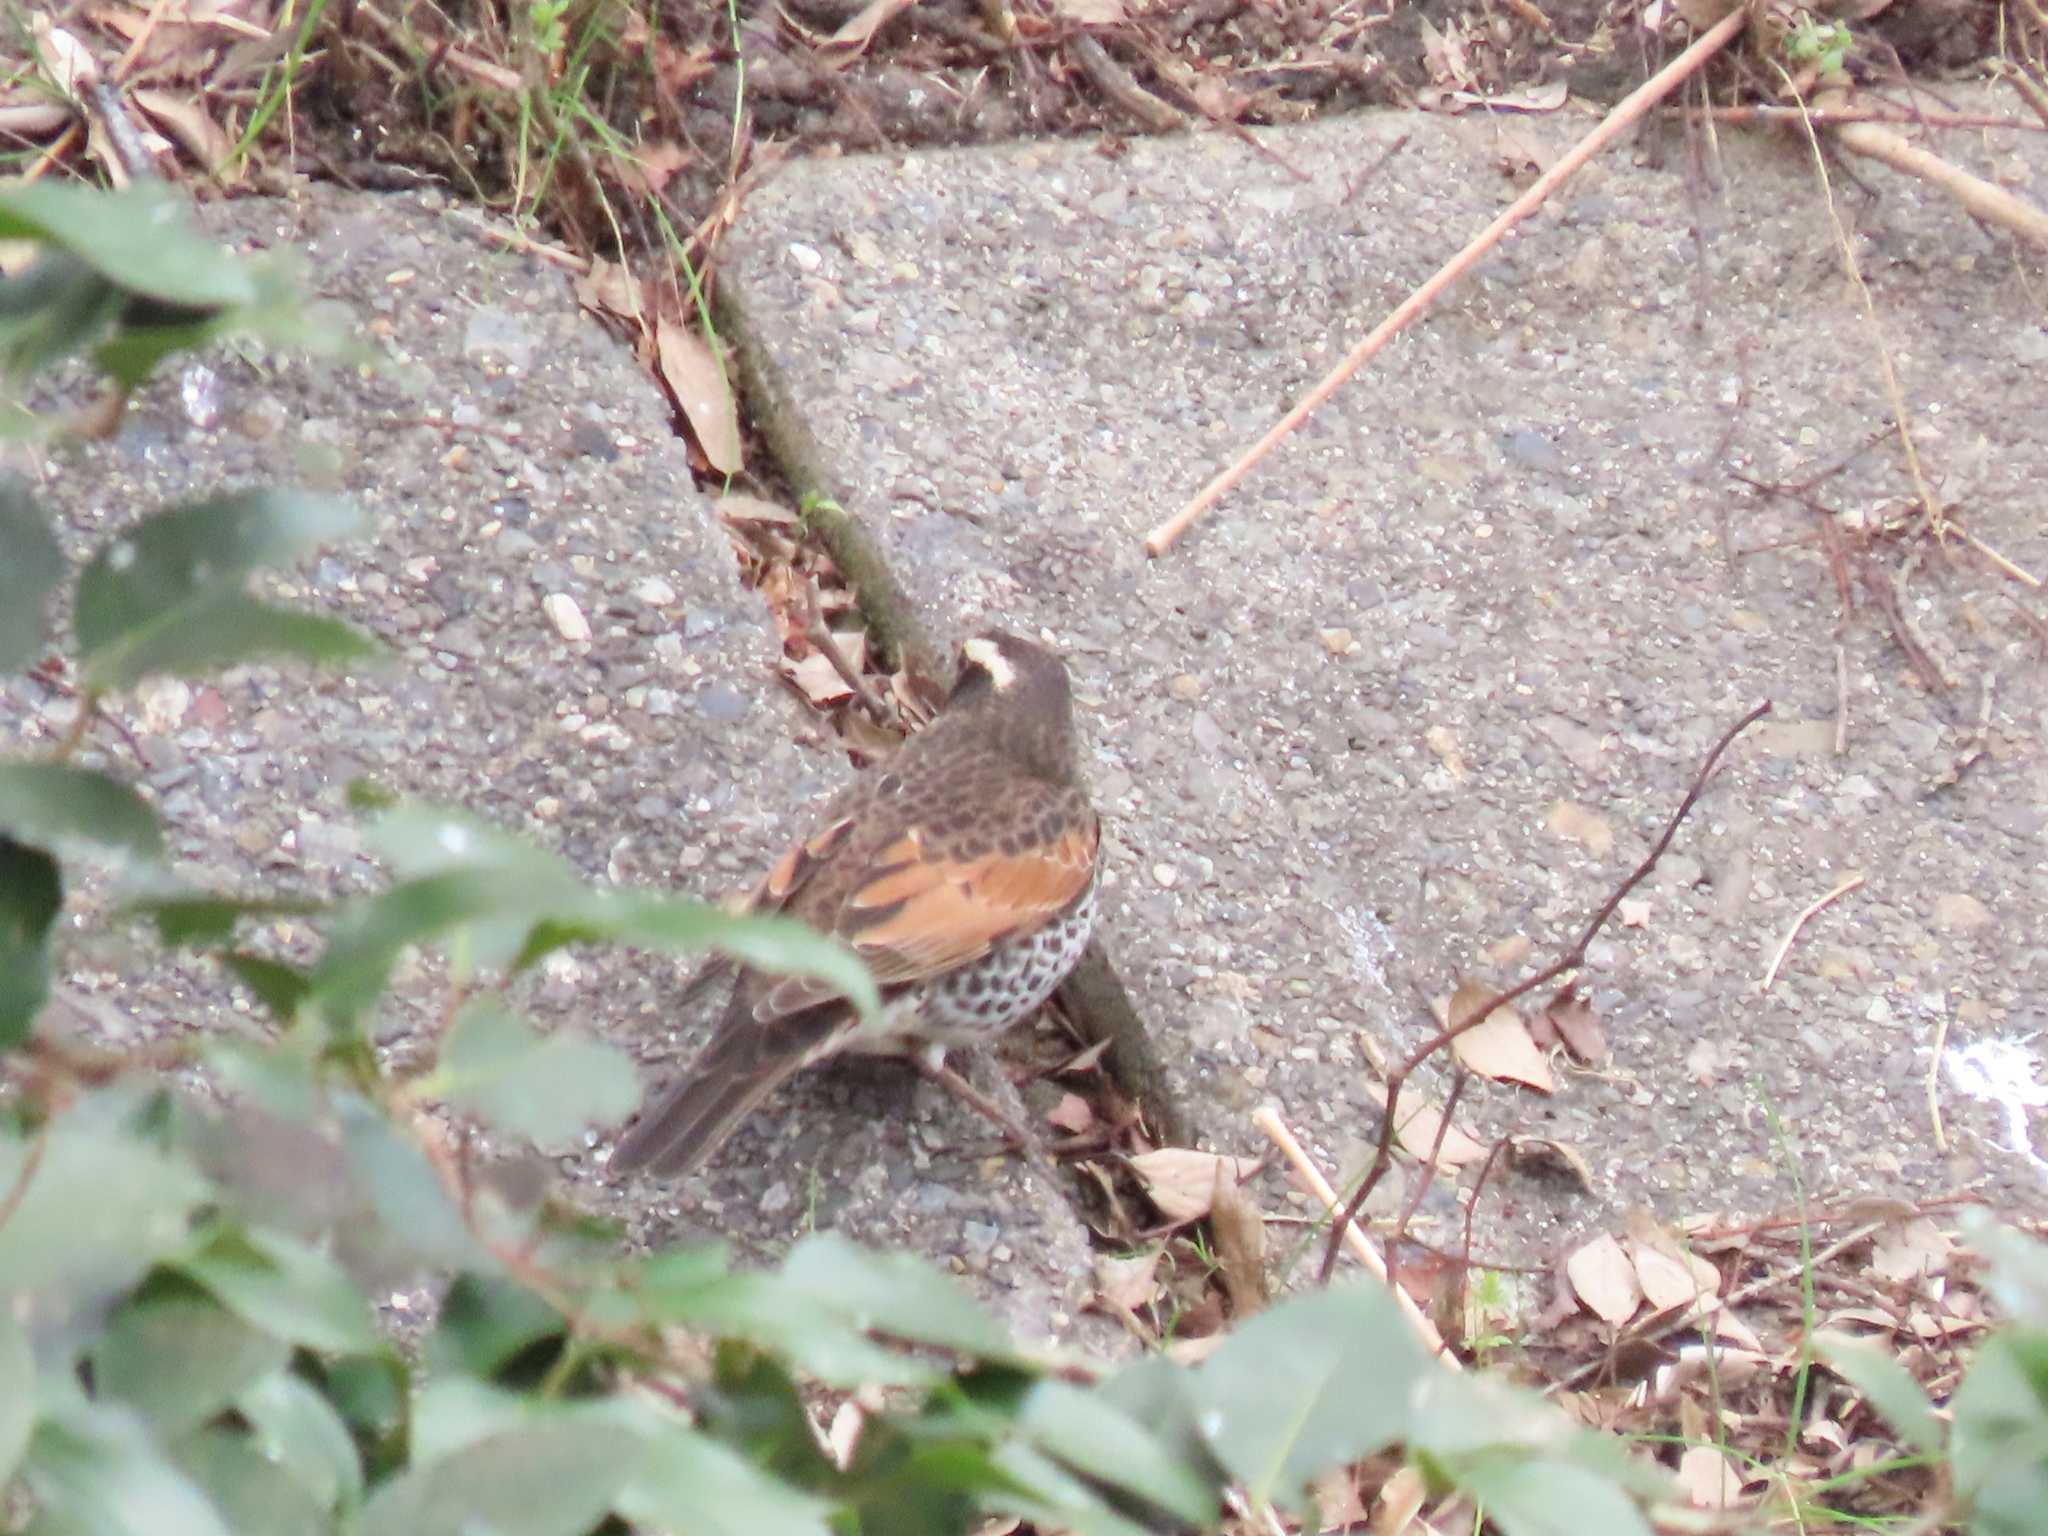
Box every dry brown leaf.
[1383,1083,1487,1168]
[1209,1155,1268,1317]
[1676,1445,1744,1509]
[1093,1248,1163,1313]
[132,87,234,176]
[782,632,864,707]
[654,318,742,473]
[838,708,902,763]
[1045,1093,1094,1135]
[1546,800,1614,856]
[827,0,916,49]
[1869,1218,1953,1284]
[1541,986,1607,1065]
[1373,1464,1429,1532]
[718,493,798,529]
[1311,1467,1368,1533]
[0,101,72,136]
[575,258,644,326]
[32,15,98,96]
[1056,1037,1112,1075]
[1455,78,1569,113]
[1442,981,1554,1093]
[1505,1135,1593,1190]
[1630,1240,1710,1312]
[1566,1232,1641,1325]
[1126,1148,1249,1224]
[621,139,691,196]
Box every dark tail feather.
[609,1030,809,1177]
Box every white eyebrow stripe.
[961,637,1016,689]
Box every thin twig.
[1834,645,1849,755]
[1785,85,1945,538]
[1832,116,2048,252]
[1953,523,2044,588]
[805,604,895,728]
[1252,1104,1457,1366]
[1143,9,1748,556]
[0,1125,50,1234]
[1680,105,2043,130]
[1318,700,1772,1284]
[1928,1009,1952,1154]
[1068,35,1184,134]
[1759,874,1864,992]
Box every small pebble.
[543,593,591,642]
[1153,862,1179,888]
[634,576,678,607]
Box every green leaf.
[313,1352,410,1484]
[1013,1377,1219,1526]
[1951,1329,2048,1536]
[1094,1355,1229,1490]
[125,889,328,947]
[0,1311,32,1484]
[23,1400,233,1536]
[0,474,64,670]
[235,1370,365,1515]
[363,803,580,883]
[0,835,60,1050]
[84,590,381,692]
[1193,1282,1435,1513]
[644,1270,940,1389]
[174,1223,381,1355]
[170,1424,334,1536]
[430,999,639,1148]
[307,870,559,1032]
[1816,1332,1945,1455]
[782,1232,1017,1360]
[73,488,369,688]
[1454,1453,1656,1536]
[360,1389,646,1536]
[984,1440,1159,1536]
[92,1287,293,1438]
[615,1418,836,1536]
[203,1038,322,1125]
[0,181,257,311]
[222,952,313,1020]
[1967,1215,2048,1327]
[0,1120,208,1308]
[0,249,128,380]
[521,890,880,1021]
[700,1347,846,1488]
[334,1093,490,1272]
[428,1272,569,1382]
[0,761,163,865]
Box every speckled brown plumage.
[610,630,1100,1177]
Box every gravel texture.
[720,96,2048,1267]
[6,187,1105,1349]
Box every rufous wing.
[755,810,1098,1020]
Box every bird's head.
[948,630,1079,781]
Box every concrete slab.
[6,187,1106,1348]
[720,100,2048,1265]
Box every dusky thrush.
[610,630,1100,1176]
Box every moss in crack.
[716,280,942,682]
